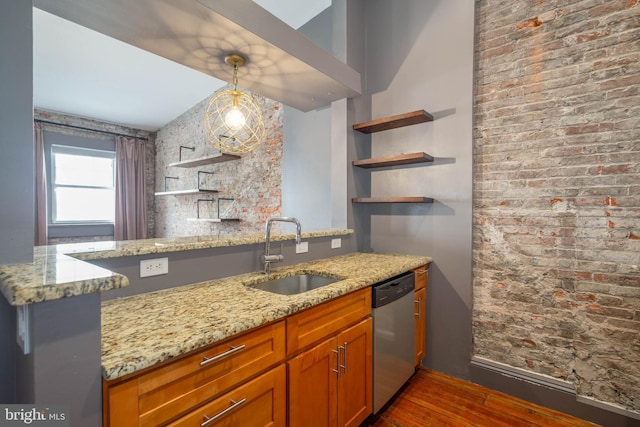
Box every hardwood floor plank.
[373,395,477,427]
[483,393,597,427]
[361,369,600,427]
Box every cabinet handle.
[415,269,428,275]
[200,344,246,367]
[340,342,348,374]
[414,297,422,319]
[201,398,246,426]
[331,348,340,378]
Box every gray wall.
[0,0,34,404]
[16,295,103,426]
[283,104,333,229]
[357,0,475,379]
[95,235,355,300]
[282,8,333,230]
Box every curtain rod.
[34,119,150,141]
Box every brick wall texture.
[154,86,283,238]
[473,0,640,413]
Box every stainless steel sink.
[251,274,339,295]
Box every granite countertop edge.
[101,252,432,381]
[0,229,353,306]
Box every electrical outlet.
[331,238,342,249]
[140,257,169,277]
[295,241,309,254]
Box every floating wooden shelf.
[186,218,241,222]
[352,110,434,134]
[353,152,434,168]
[169,154,241,168]
[352,197,434,204]
[154,189,219,196]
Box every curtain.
[34,122,48,245]
[115,136,148,240]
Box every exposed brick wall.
[154,86,283,238]
[473,0,640,413]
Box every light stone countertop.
[0,229,353,306]
[101,252,432,381]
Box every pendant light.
[204,54,266,155]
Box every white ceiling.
[33,0,331,132]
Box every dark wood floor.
[364,369,598,427]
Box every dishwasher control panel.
[371,271,415,308]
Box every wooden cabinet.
[287,288,371,356]
[103,321,286,426]
[104,288,375,427]
[337,318,373,427]
[288,317,372,427]
[287,288,372,427]
[413,265,429,367]
[352,110,435,204]
[166,365,286,427]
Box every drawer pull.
[201,398,246,426]
[415,269,428,275]
[200,344,246,367]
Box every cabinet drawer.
[287,288,371,356]
[167,364,286,427]
[138,321,285,426]
[413,265,428,291]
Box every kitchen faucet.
[263,216,301,274]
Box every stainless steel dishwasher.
[371,271,416,413]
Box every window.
[43,130,117,239]
[50,144,116,223]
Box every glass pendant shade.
[204,55,266,155]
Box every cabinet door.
[413,265,428,291]
[167,364,286,427]
[288,336,339,427]
[414,287,427,367]
[337,318,372,427]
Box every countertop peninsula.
[0,229,354,306]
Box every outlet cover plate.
[140,257,169,277]
[331,238,342,249]
[295,241,309,254]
